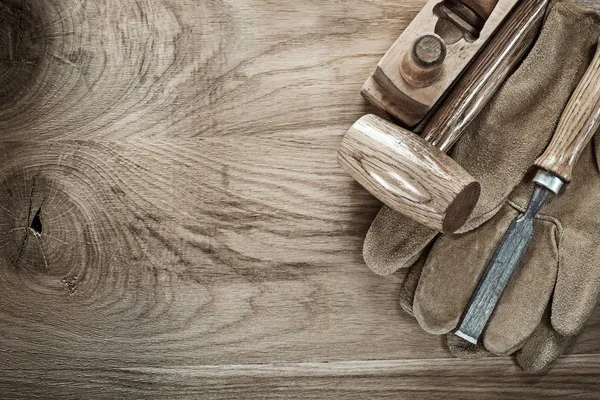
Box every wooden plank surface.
[0,0,599,398]
[2,356,600,399]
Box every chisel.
[456,38,600,345]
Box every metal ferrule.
[533,170,564,195]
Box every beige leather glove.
[402,130,600,371]
[363,1,600,372]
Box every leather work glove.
[405,131,600,371]
[362,1,600,372]
[400,121,600,370]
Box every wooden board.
[0,0,599,398]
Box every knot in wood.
[0,168,99,296]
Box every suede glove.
[400,257,570,373]
[363,1,600,372]
[400,136,600,370]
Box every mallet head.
[338,114,480,234]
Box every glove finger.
[414,202,559,350]
[446,334,489,359]
[413,205,520,335]
[399,247,430,316]
[549,141,600,336]
[363,206,437,276]
[450,309,570,372]
[552,223,600,336]
[516,308,570,373]
[483,213,559,355]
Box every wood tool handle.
[535,40,600,183]
[400,34,447,88]
[338,115,480,233]
[423,0,549,152]
[460,0,500,22]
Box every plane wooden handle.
[535,40,600,183]
[423,0,549,153]
[338,115,480,233]
[460,0,500,22]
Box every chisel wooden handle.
[424,0,549,152]
[535,40,600,183]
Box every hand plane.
[339,0,549,232]
[363,0,520,128]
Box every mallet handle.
[535,39,600,183]
[424,0,549,153]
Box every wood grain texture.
[461,0,501,22]
[0,0,599,398]
[340,0,548,233]
[423,0,549,152]
[2,356,600,399]
[399,34,447,88]
[535,36,600,182]
[338,114,480,233]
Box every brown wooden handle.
[338,115,480,233]
[423,0,549,153]
[400,34,447,88]
[535,40,600,183]
[459,0,500,22]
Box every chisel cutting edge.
[456,38,600,345]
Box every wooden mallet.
[338,0,549,233]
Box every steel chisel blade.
[455,185,553,344]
